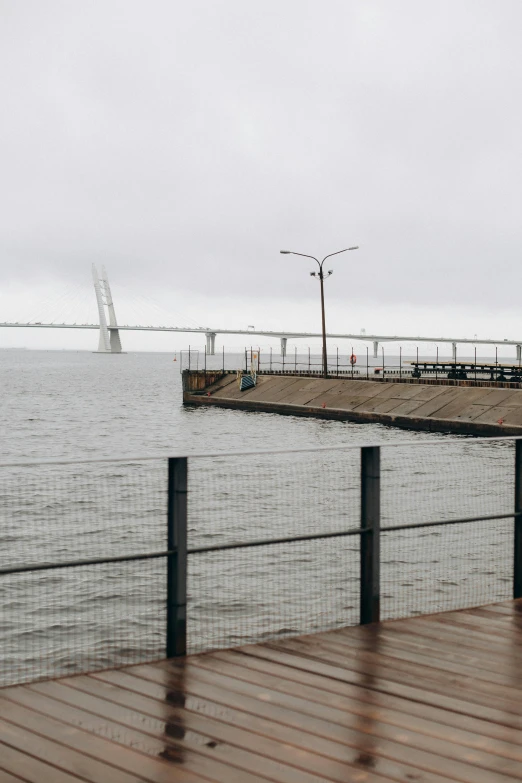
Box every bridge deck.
[1,601,522,782]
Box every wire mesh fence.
[1,435,521,687]
[0,460,167,686]
[380,518,513,620]
[188,537,360,654]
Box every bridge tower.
[92,264,123,353]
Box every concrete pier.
[183,372,522,435]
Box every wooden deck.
[2,602,522,782]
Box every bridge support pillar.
[280,337,287,357]
[517,345,521,363]
[452,342,457,361]
[373,341,378,359]
[92,264,123,353]
[206,332,216,355]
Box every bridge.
[2,264,521,360]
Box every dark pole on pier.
[280,246,359,378]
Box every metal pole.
[360,446,380,625]
[167,457,188,657]
[515,441,522,599]
[295,345,297,372]
[474,346,477,382]
[222,345,225,373]
[258,347,261,373]
[308,346,310,373]
[436,346,438,381]
[204,344,207,379]
[319,271,328,378]
[382,347,385,380]
[399,346,402,380]
[270,346,272,372]
[496,346,498,381]
[366,346,369,380]
[188,345,191,371]
[337,346,339,378]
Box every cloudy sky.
[1,0,522,352]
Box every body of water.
[0,350,514,685]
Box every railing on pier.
[1,436,521,686]
[179,347,522,388]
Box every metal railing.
[179,347,522,388]
[1,436,521,685]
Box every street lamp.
[280,246,359,378]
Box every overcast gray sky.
[1,0,522,351]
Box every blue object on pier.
[239,374,256,391]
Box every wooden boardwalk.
[2,602,522,782]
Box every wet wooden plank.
[240,638,522,720]
[126,660,522,777]
[89,667,511,783]
[3,601,522,782]
[187,652,522,755]
[0,771,27,783]
[269,629,522,690]
[0,742,83,783]
[0,693,209,783]
[328,624,522,681]
[4,683,258,783]
[234,643,522,727]
[57,673,404,783]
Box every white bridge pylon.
[92,264,123,353]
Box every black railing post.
[360,446,381,624]
[515,441,522,599]
[167,457,188,657]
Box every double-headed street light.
[280,246,359,378]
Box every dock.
[1,601,522,782]
[183,371,522,435]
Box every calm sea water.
[0,350,514,685]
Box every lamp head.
[280,250,291,254]
[310,271,316,277]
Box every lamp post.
[280,246,359,378]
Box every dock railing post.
[167,457,188,657]
[360,446,381,624]
[515,441,522,599]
